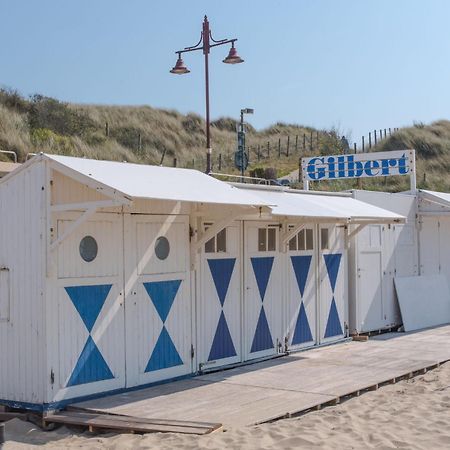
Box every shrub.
[0,88,29,114]
[28,95,96,136]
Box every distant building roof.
[0,161,21,177]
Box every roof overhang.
[419,189,450,210]
[236,186,406,224]
[43,154,271,208]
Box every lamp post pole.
[203,18,212,173]
[170,16,244,173]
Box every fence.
[101,122,399,171]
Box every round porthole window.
[79,236,98,262]
[155,236,170,260]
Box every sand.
[3,362,450,450]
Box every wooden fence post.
[316,131,319,148]
[310,131,313,151]
[257,145,261,161]
[278,138,281,158]
[105,122,109,137]
[303,133,306,150]
[369,132,372,149]
[295,135,298,153]
[218,153,222,171]
[286,135,290,156]
[267,141,270,157]
[138,133,142,151]
[173,157,177,167]
[362,136,365,152]
[374,129,377,146]
[354,142,357,153]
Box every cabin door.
[243,222,283,361]
[285,224,317,351]
[318,224,347,344]
[54,212,125,401]
[124,214,192,388]
[197,222,242,371]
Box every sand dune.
[4,361,450,449]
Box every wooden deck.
[74,325,450,428]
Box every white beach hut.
[347,190,418,334]
[0,154,405,411]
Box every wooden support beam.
[51,199,122,212]
[50,207,97,252]
[281,223,305,247]
[193,212,242,255]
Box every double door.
[55,212,193,402]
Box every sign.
[235,131,248,171]
[301,149,416,191]
[234,149,248,171]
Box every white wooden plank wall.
[0,162,46,404]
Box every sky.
[1,0,450,145]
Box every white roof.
[420,189,450,208]
[238,188,405,222]
[45,154,270,207]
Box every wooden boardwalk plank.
[73,325,450,428]
[44,411,221,435]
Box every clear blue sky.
[1,0,450,144]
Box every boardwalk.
[74,325,450,428]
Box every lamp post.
[170,15,244,173]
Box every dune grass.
[0,87,449,192]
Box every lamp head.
[223,43,244,64]
[170,53,190,74]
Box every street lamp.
[170,15,244,173]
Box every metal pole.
[240,111,244,180]
[203,18,212,174]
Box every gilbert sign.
[301,149,416,191]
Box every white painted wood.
[124,214,192,388]
[395,275,450,331]
[237,187,405,222]
[197,223,242,370]
[50,207,97,252]
[243,221,283,360]
[319,224,347,343]
[0,268,10,322]
[419,217,440,275]
[350,191,419,334]
[285,225,317,350]
[46,154,268,207]
[0,161,47,404]
[48,211,126,403]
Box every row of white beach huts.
[0,153,448,410]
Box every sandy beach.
[2,361,450,450]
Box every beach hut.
[417,190,450,281]
[347,190,418,334]
[233,185,405,354]
[0,154,405,411]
